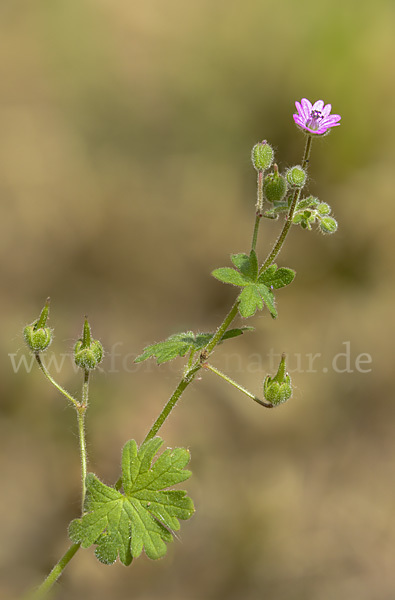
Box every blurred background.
[1,1,395,598]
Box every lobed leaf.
[258,264,295,289]
[230,249,258,281]
[238,285,263,318]
[211,267,250,287]
[135,332,196,364]
[135,328,253,365]
[256,284,277,318]
[69,437,194,565]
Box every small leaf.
[230,252,249,271]
[211,267,250,287]
[221,326,254,340]
[256,284,277,318]
[135,332,195,364]
[238,285,263,318]
[295,196,319,210]
[68,437,194,565]
[194,327,253,348]
[230,250,258,281]
[135,328,254,365]
[292,212,305,225]
[258,265,295,289]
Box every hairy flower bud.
[263,353,292,405]
[24,298,52,353]
[74,318,103,370]
[263,167,288,203]
[317,202,331,216]
[286,165,306,188]
[251,140,274,171]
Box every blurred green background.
[1,1,395,599]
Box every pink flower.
[293,99,341,136]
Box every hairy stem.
[77,408,87,510]
[204,300,239,354]
[251,213,262,252]
[143,361,202,443]
[252,170,264,251]
[203,362,273,408]
[25,543,81,600]
[78,369,89,511]
[35,354,79,408]
[142,300,240,442]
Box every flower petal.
[323,115,341,125]
[312,100,324,112]
[301,98,312,118]
[293,116,304,127]
[322,103,332,117]
[295,101,304,119]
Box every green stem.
[78,370,89,510]
[142,299,240,444]
[204,300,239,354]
[259,135,313,273]
[25,543,81,600]
[35,354,79,409]
[77,408,87,510]
[143,361,202,443]
[113,299,242,490]
[252,170,264,251]
[203,362,273,408]
[251,213,261,252]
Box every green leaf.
[230,249,258,281]
[193,327,253,348]
[135,328,253,365]
[221,326,254,340]
[134,332,195,364]
[256,284,277,318]
[238,285,263,318]
[211,267,250,287]
[295,196,319,210]
[69,437,194,565]
[238,282,278,319]
[258,264,295,289]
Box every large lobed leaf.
[69,437,194,565]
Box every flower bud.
[263,353,292,406]
[74,318,103,370]
[286,165,307,188]
[251,140,274,171]
[317,202,331,216]
[24,298,52,353]
[319,216,338,234]
[263,167,288,203]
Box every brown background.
[1,1,395,599]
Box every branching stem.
[35,354,79,408]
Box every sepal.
[263,354,292,405]
[74,318,103,370]
[263,166,288,203]
[23,298,52,353]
